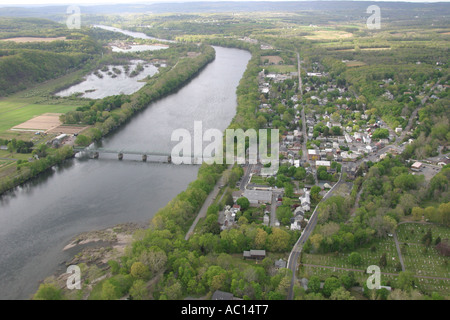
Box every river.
[0,45,251,299]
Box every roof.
[243,190,272,202]
[411,161,422,168]
[250,249,266,256]
[316,160,331,167]
[275,259,286,268]
[212,290,234,300]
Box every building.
[275,259,287,269]
[243,250,266,260]
[315,160,331,170]
[243,190,272,205]
[308,149,320,161]
[299,188,311,212]
[411,161,423,172]
[212,290,235,300]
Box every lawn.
[262,65,297,74]
[0,101,78,133]
[396,223,450,279]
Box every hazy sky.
[0,0,448,5]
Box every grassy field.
[0,101,78,133]
[299,225,450,295]
[396,223,450,279]
[263,64,297,73]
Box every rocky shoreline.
[35,222,148,299]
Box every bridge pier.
[142,154,147,162]
[118,153,123,160]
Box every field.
[344,61,367,67]
[263,65,297,73]
[304,30,353,40]
[261,55,284,65]
[299,223,450,296]
[0,36,67,43]
[0,101,78,134]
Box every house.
[243,190,272,205]
[411,161,423,172]
[218,205,236,230]
[275,259,287,269]
[263,213,270,226]
[212,290,235,300]
[315,160,331,170]
[299,188,311,212]
[308,149,320,161]
[395,127,403,133]
[290,218,302,231]
[243,250,266,260]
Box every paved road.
[296,52,303,97]
[184,167,230,240]
[239,163,253,190]
[287,166,346,300]
[393,232,406,272]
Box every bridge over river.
[74,147,218,164]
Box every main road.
[287,166,346,300]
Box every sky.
[0,0,448,5]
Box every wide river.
[0,46,251,299]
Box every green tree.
[330,287,354,300]
[236,197,250,211]
[397,271,415,292]
[130,262,150,280]
[322,277,341,298]
[267,228,290,252]
[348,252,362,266]
[75,134,92,147]
[33,283,64,300]
[129,280,148,300]
[308,276,321,293]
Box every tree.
[75,134,92,147]
[397,271,415,292]
[33,283,64,300]
[284,183,294,198]
[308,276,321,293]
[101,281,119,300]
[254,228,268,249]
[379,253,387,269]
[267,228,290,252]
[130,261,150,280]
[236,197,250,211]
[412,207,424,221]
[330,287,354,300]
[294,167,306,180]
[348,252,362,266]
[322,277,341,298]
[129,280,148,300]
[311,185,321,197]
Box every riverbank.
[0,45,215,196]
[32,43,255,300]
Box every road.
[287,166,346,300]
[296,52,302,97]
[185,166,230,241]
[239,163,253,190]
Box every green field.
[0,100,78,134]
[263,64,297,73]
